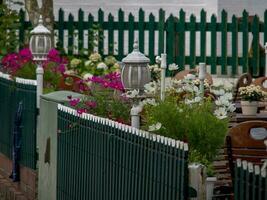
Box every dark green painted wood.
[158,9,165,55]
[0,77,37,169]
[98,9,104,55]
[128,13,134,53]
[78,9,84,53]
[252,15,260,76]
[88,14,94,54]
[108,14,114,55]
[58,8,64,50]
[118,9,124,60]
[67,13,74,55]
[242,10,249,73]
[19,9,25,49]
[234,161,267,200]
[167,15,175,65]
[200,9,207,63]
[221,10,228,75]
[264,10,267,70]
[138,9,145,53]
[148,13,155,63]
[178,9,186,70]
[56,108,189,200]
[231,15,238,75]
[16,8,267,77]
[210,14,217,74]
[189,14,196,69]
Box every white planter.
[241,101,258,115]
[206,177,217,200]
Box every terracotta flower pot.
[241,101,258,115]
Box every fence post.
[160,53,167,101]
[36,64,44,108]
[188,163,206,200]
[265,42,267,76]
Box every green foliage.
[143,97,228,171]
[43,63,62,90]
[15,62,35,79]
[0,3,20,59]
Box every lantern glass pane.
[121,63,150,91]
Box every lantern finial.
[38,15,44,25]
[133,40,139,51]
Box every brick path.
[0,173,29,200]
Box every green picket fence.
[234,159,267,200]
[18,8,267,76]
[0,73,37,170]
[57,104,190,200]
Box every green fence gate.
[18,8,267,76]
[234,159,267,200]
[57,104,189,200]
[0,73,37,169]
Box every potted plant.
[239,84,266,115]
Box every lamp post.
[121,41,151,128]
[160,53,167,101]
[199,63,206,98]
[29,15,52,108]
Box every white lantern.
[121,41,151,94]
[29,16,51,61]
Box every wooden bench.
[213,121,267,199]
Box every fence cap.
[41,90,84,104]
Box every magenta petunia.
[69,98,80,107]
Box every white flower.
[215,96,230,107]
[89,53,102,62]
[141,98,158,106]
[84,60,92,67]
[125,89,139,98]
[223,92,233,100]
[148,64,161,72]
[144,81,157,95]
[194,96,202,103]
[70,58,82,68]
[212,89,225,96]
[155,56,161,64]
[224,81,233,91]
[97,62,108,70]
[214,107,228,119]
[148,122,162,131]
[183,84,195,93]
[184,74,196,80]
[227,103,236,112]
[168,63,179,71]
[213,80,224,87]
[185,98,194,105]
[83,73,93,81]
[64,70,76,75]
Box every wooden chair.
[174,69,213,85]
[233,73,252,102]
[226,120,267,175]
[213,121,267,199]
[253,76,267,92]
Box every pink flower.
[19,48,32,62]
[57,64,66,73]
[77,108,87,114]
[47,49,61,63]
[85,101,97,108]
[69,98,80,107]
